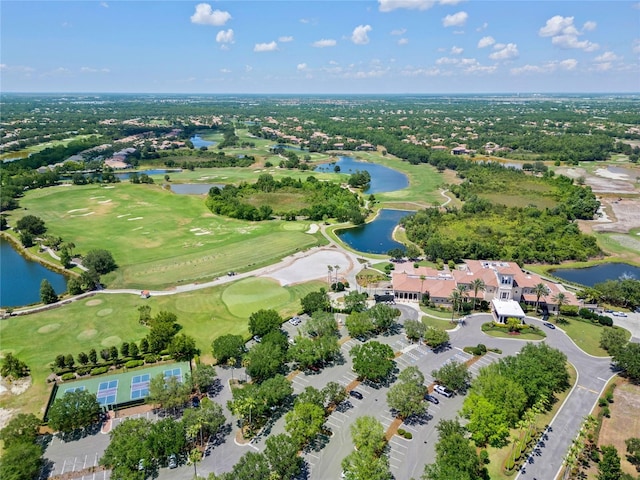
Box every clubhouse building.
[391,259,580,323]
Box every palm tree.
[334,265,340,283]
[456,284,468,315]
[227,357,236,381]
[448,290,463,323]
[327,265,333,285]
[470,278,486,311]
[420,274,426,302]
[552,292,568,320]
[533,283,550,314]
[241,357,250,383]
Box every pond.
[552,262,640,287]
[114,169,180,180]
[0,238,68,308]
[314,156,409,194]
[169,183,225,195]
[190,135,217,149]
[271,144,302,151]
[336,209,410,254]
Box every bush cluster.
[397,429,413,439]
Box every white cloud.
[439,0,464,4]
[594,51,619,62]
[80,67,110,73]
[254,41,278,52]
[400,66,443,77]
[379,0,436,12]
[489,43,519,60]
[0,64,35,74]
[297,63,308,71]
[539,15,578,37]
[451,46,463,55]
[551,35,599,52]
[279,36,294,43]
[477,36,495,48]
[476,22,488,32]
[539,15,599,52]
[100,2,108,8]
[216,29,234,44]
[398,38,409,45]
[633,39,640,55]
[443,11,468,28]
[313,39,337,48]
[220,68,231,74]
[391,28,406,36]
[245,65,253,72]
[352,25,372,45]
[190,4,232,26]
[510,58,578,75]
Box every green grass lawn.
[0,278,325,416]
[5,183,326,289]
[0,134,98,161]
[421,315,454,330]
[559,321,631,357]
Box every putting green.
[222,277,290,318]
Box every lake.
[336,209,410,254]
[552,262,640,287]
[190,135,217,148]
[0,238,68,308]
[315,156,409,194]
[170,183,225,195]
[115,169,180,180]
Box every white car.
[289,316,301,326]
[613,311,628,317]
[434,384,454,397]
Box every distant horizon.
[2,91,639,96]
[2,1,638,94]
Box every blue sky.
[1,0,639,94]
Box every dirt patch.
[38,323,61,333]
[85,299,102,306]
[0,407,15,430]
[77,329,98,340]
[598,381,640,476]
[592,197,640,234]
[96,308,113,317]
[101,335,122,347]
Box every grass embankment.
[0,278,324,416]
[486,363,578,480]
[559,321,630,357]
[5,182,326,289]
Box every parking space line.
[390,439,409,449]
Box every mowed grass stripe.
[222,277,291,318]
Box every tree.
[424,327,450,349]
[322,381,347,408]
[351,416,387,456]
[40,279,58,304]
[59,247,72,269]
[350,341,395,383]
[146,311,180,353]
[295,386,325,408]
[285,401,325,447]
[422,418,487,480]
[138,304,152,325]
[369,303,400,332]
[288,336,322,370]
[612,342,640,382]
[148,374,191,414]
[431,360,471,392]
[552,292,568,319]
[16,215,46,236]
[229,451,271,480]
[598,445,622,480]
[405,319,427,342]
[182,398,225,446]
[0,413,41,448]
[169,334,199,362]
[264,433,304,480]
[625,437,640,469]
[0,353,29,380]
[47,389,101,434]
[304,310,339,338]
[461,393,510,447]
[300,289,331,314]
[345,311,375,339]
[245,341,285,383]
[147,417,186,466]
[82,249,117,274]
[67,276,83,295]
[100,418,152,480]
[533,283,550,313]
[342,449,393,480]
[257,374,293,410]
[600,328,628,355]
[77,351,89,365]
[120,342,130,358]
[344,291,368,313]
[212,334,246,364]
[88,348,97,364]
[0,441,43,480]
[191,364,217,393]
[387,366,427,419]
[448,289,464,322]
[470,278,486,310]
[388,248,405,261]
[406,244,422,260]
[248,309,282,338]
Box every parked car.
[424,394,440,404]
[168,454,177,469]
[192,396,200,408]
[613,311,628,317]
[434,385,453,398]
[253,335,262,343]
[349,390,364,400]
[543,322,556,329]
[289,317,301,326]
[138,459,145,471]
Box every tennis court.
[49,362,190,410]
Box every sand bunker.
[90,196,105,200]
[306,224,320,234]
[72,212,95,217]
[262,250,352,286]
[38,323,61,333]
[195,232,211,236]
[77,329,98,340]
[86,299,102,306]
[68,208,89,213]
[117,214,131,218]
[128,217,143,221]
[98,199,112,204]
